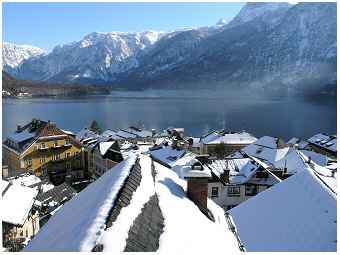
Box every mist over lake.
[2,90,336,142]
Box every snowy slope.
[229,167,337,252]
[2,42,47,68]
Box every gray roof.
[37,182,76,206]
[93,158,164,252]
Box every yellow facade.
[3,135,83,177]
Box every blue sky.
[2,2,246,52]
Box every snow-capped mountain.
[2,42,48,69]
[2,2,337,92]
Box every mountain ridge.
[2,2,336,92]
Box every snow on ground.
[229,167,337,252]
[22,155,138,252]
[1,180,38,226]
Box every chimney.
[48,120,52,125]
[37,119,41,125]
[221,161,230,183]
[152,129,156,137]
[307,156,312,164]
[84,127,88,135]
[33,118,36,123]
[131,129,135,134]
[283,160,287,174]
[17,125,22,132]
[221,129,225,136]
[95,132,99,139]
[143,125,145,131]
[182,159,211,209]
[331,170,335,178]
[2,165,8,178]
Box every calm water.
[2,90,337,142]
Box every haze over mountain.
[2,2,337,92]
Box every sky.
[2,1,246,52]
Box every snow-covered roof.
[23,154,240,252]
[1,180,38,226]
[7,129,35,143]
[230,157,281,185]
[148,145,187,167]
[229,167,337,252]
[9,174,41,187]
[101,129,117,138]
[75,128,96,141]
[201,131,257,145]
[307,133,337,152]
[273,149,311,174]
[241,135,290,164]
[97,141,115,156]
[299,150,329,167]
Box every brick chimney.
[220,161,230,183]
[182,159,211,209]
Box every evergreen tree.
[90,120,102,134]
[213,142,232,159]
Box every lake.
[2,90,337,143]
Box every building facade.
[3,118,85,185]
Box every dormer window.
[54,140,59,147]
[65,139,69,146]
[41,142,46,149]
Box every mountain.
[2,42,48,69]
[2,2,337,92]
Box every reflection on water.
[2,91,337,142]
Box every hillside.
[2,71,110,97]
[2,2,337,92]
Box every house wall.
[22,136,84,178]
[2,147,21,171]
[2,209,40,241]
[93,150,106,178]
[208,183,268,211]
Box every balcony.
[51,158,65,164]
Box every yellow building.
[3,118,85,185]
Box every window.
[41,142,46,149]
[53,154,61,161]
[245,185,258,196]
[90,162,93,168]
[34,145,38,150]
[18,157,20,164]
[66,162,71,170]
[64,139,69,145]
[40,156,46,164]
[53,140,58,147]
[228,186,240,195]
[75,151,80,158]
[65,152,71,158]
[53,165,62,171]
[212,187,219,196]
[14,155,16,162]
[70,140,74,145]
[90,154,93,159]
[27,158,33,166]
[41,166,47,176]
[75,160,80,168]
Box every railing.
[225,212,247,252]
